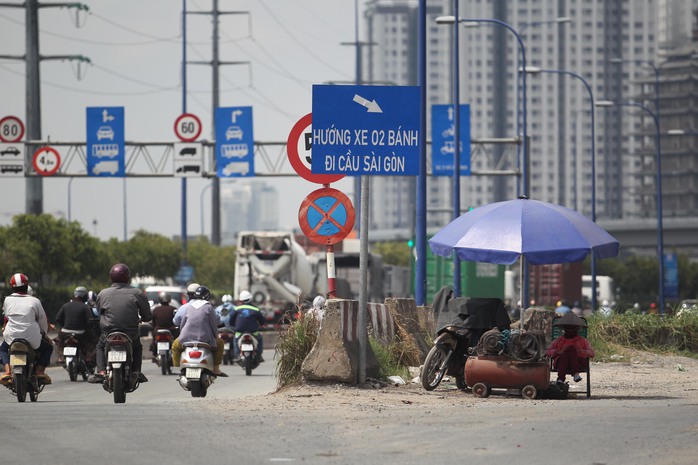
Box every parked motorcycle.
[103,331,141,404]
[154,329,174,375]
[60,330,92,382]
[421,315,472,391]
[219,328,235,365]
[177,342,217,397]
[4,338,46,402]
[237,332,261,376]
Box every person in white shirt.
[1,273,54,385]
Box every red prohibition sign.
[298,187,355,245]
[174,113,203,142]
[287,113,344,184]
[0,115,25,143]
[32,146,61,176]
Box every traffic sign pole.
[326,245,336,298]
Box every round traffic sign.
[174,113,203,142]
[287,113,344,184]
[0,115,25,143]
[298,187,355,245]
[32,146,61,176]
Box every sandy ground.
[250,350,698,409]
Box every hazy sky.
[0,0,357,241]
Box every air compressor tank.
[465,355,550,399]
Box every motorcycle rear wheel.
[244,356,253,376]
[159,354,169,376]
[113,369,126,404]
[29,388,38,402]
[68,361,78,382]
[190,380,204,397]
[14,373,27,402]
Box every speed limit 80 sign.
[0,115,25,143]
[174,113,203,142]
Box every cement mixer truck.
[233,231,318,323]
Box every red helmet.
[109,263,131,284]
[10,273,29,289]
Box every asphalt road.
[2,338,697,465]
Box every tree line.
[0,214,235,318]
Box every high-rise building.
[221,181,279,245]
[363,0,696,239]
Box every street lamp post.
[435,14,531,306]
[525,66,598,311]
[435,2,463,295]
[596,100,665,313]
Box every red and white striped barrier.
[367,302,395,344]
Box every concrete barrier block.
[385,298,431,363]
[301,299,379,384]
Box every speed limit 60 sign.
[174,113,202,142]
[0,115,25,143]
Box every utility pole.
[187,0,249,246]
[0,1,90,215]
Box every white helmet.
[222,294,233,303]
[602,299,609,306]
[239,290,252,303]
[312,295,326,309]
[187,282,200,299]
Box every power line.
[257,0,351,78]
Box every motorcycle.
[103,331,141,404]
[60,330,92,382]
[237,332,261,376]
[4,338,46,402]
[177,342,217,397]
[219,327,235,365]
[421,315,472,391]
[154,329,175,375]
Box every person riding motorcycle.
[0,273,54,385]
[170,286,227,377]
[230,290,266,363]
[54,286,98,367]
[215,294,236,328]
[172,282,200,324]
[88,263,152,384]
[150,291,179,360]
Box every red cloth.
[546,335,594,381]
[546,334,595,358]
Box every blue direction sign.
[215,106,254,178]
[311,85,420,176]
[431,104,471,176]
[86,107,125,177]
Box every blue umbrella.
[429,197,620,265]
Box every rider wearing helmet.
[172,282,201,325]
[170,285,227,377]
[149,292,179,360]
[88,263,152,384]
[215,294,236,329]
[54,286,98,367]
[230,290,266,363]
[1,273,54,385]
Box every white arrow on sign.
[352,94,383,113]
